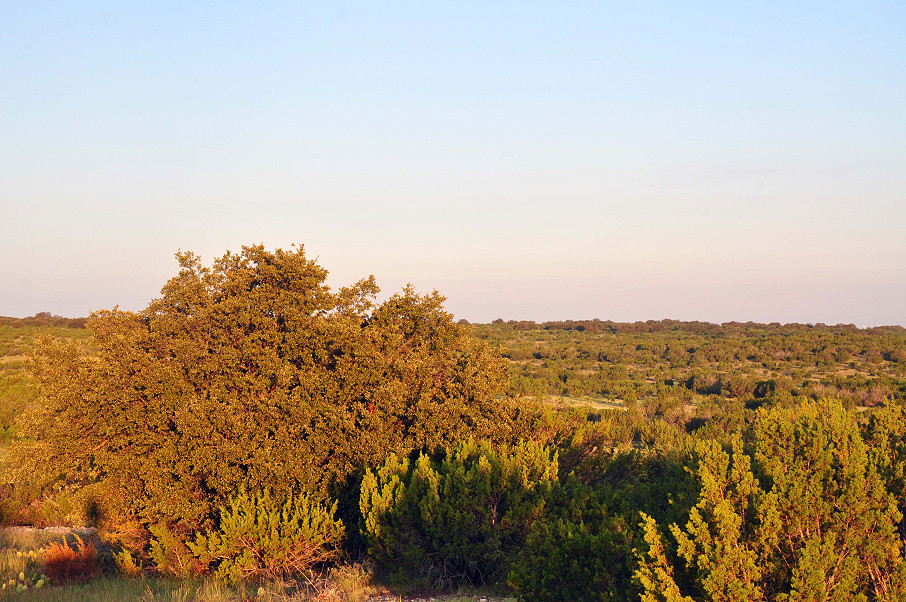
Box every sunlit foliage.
[20,245,511,533]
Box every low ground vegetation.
[2,245,906,600]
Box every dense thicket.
[637,399,906,601]
[16,245,513,532]
[361,438,557,588]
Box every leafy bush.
[43,536,99,583]
[360,438,557,588]
[189,489,344,585]
[508,478,634,602]
[149,524,195,577]
[23,245,511,532]
[113,549,142,577]
[636,399,906,601]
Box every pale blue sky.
[2,2,904,325]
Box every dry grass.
[0,528,417,601]
[538,394,625,412]
[3,578,240,601]
[305,562,379,601]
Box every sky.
[2,2,904,326]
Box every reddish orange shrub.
[44,537,99,583]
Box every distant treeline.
[7,313,904,336]
[477,317,905,336]
[472,316,906,419]
[0,312,87,329]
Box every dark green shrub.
[360,438,557,588]
[188,489,344,585]
[508,479,634,602]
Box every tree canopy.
[24,245,511,531]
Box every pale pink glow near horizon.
[1,4,904,326]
